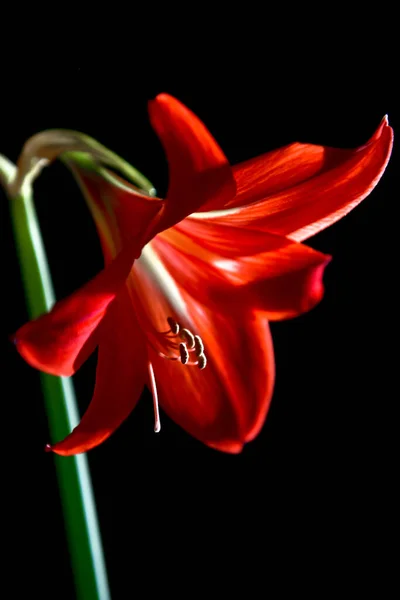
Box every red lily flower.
[12,94,393,455]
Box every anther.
[161,318,206,370]
[179,343,189,365]
[167,316,180,335]
[194,335,204,356]
[180,328,195,349]
[197,354,207,370]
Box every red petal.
[14,234,149,377]
[148,94,236,228]
[155,221,331,320]
[66,161,164,263]
[48,289,147,455]
[132,243,275,452]
[195,117,393,242]
[14,165,164,377]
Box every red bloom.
[13,94,393,455]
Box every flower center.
[145,317,207,432]
[126,280,208,433]
[127,280,208,370]
[126,245,208,434]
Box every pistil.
[147,361,161,433]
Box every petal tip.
[153,92,174,103]
[207,439,244,454]
[324,253,333,266]
[44,444,52,453]
[375,114,392,139]
[148,93,174,111]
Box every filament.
[147,361,161,433]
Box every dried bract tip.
[167,316,180,335]
[197,354,207,370]
[179,343,189,365]
[194,335,204,356]
[180,328,195,349]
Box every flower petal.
[155,221,331,320]
[192,117,393,242]
[13,160,164,378]
[148,94,236,227]
[133,243,275,452]
[48,289,147,455]
[65,158,164,262]
[13,233,151,377]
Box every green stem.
[0,155,110,600]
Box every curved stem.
[0,154,110,600]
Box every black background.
[1,40,397,597]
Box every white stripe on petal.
[139,242,189,320]
[189,206,242,219]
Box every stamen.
[197,354,207,370]
[167,317,180,335]
[179,343,189,365]
[180,328,195,349]
[147,361,161,433]
[138,313,208,370]
[194,335,204,356]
